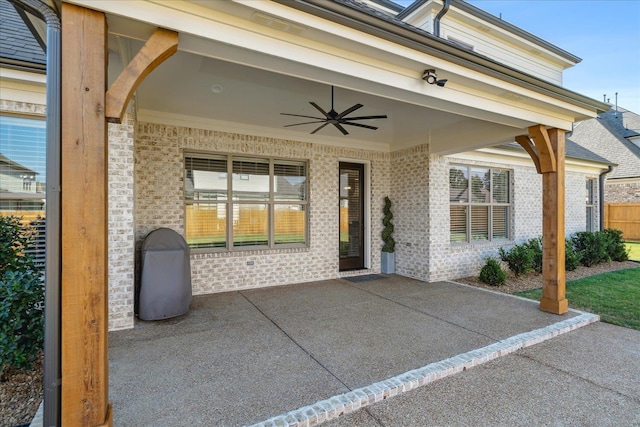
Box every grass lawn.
[516,268,640,331]
[626,242,640,261]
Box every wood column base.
[540,297,569,315]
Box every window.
[0,115,47,269]
[184,153,308,250]
[449,165,511,243]
[586,178,596,232]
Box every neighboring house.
[568,107,640,202]
[1,0,612,333]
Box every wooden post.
[540,128,568,314]
[61,3,112,426]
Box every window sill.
[190,246,310,258]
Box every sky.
[395,0,640,112]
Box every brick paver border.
[252,311,599,427]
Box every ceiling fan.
[281,86,387,135]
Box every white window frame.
[449,164,512,243]
[586,178,596,232]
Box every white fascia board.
[69,0,592,129]
[606,177,640,184]
[0,67,46,106]
[137,108,390,152]
[0,67,46,84]
[448,147,611,174]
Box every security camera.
[422,69,438,84]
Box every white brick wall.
[108,115,136,330]
[133,123,389,302]
[101,119,606,330]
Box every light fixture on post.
[422,69,448,87]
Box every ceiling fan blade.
[310,102,330,118]
[343,122,378,130]
[283,120,327,128]
[333,123,349,135]
[310,122,330,134]
[336,103,363,119]
[343,115,388,120]
[281,113,325,120]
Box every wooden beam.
[540,128,568,315]
[61,3,112,426]
[528,124,556,173]
[105,28,178,123]
[515,135,542,174]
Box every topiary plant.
[479,258,506,286]
[381,196,395,253]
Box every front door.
[339,162,365,271]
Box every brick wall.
[108,116,136,330]
[606,180,640,203]
[390,144,430,280]
[133,123,389,304]
[105,118,606,329]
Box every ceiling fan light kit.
[281,86,387,135]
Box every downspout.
[433,0,451,37]
[599,166,614,231]
[10,1,61,426]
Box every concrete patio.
[108,275,600,426]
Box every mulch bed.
[454,260,640,294]
[1,352,43,427]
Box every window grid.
[184,153,308,251]
[449,165,511,243]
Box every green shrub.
[525,238,543,274]
[572,231,610,266]
[479,258,506,286]
[1,270,44,370]
[0,216,44,370]
[603,228,629,262]
[499,244,534,276]
[565,238,581,271]
[0,216,36,276]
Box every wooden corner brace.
[105,28,178,123]
[515,124,557,174]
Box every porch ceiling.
[96,0,600,154]
[111,38,526,154]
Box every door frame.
[338,159,371,271]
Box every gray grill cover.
[138,228,192,320]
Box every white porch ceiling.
[111,40,526,154]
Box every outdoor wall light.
[422,69,448,87]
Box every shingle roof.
[567,107,640,179]
[0,0,46,67]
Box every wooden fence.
[604,203,640,241]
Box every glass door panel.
[339,162,365,271]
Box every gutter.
[433,0,450,37]
[599,166,614,231]
[9,1,61,426]
[276,0,609,113]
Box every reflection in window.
[0,115,47,269]
[185,153,308,250]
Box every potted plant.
[381,196,396,274]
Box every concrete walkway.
[106,276,636,426]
